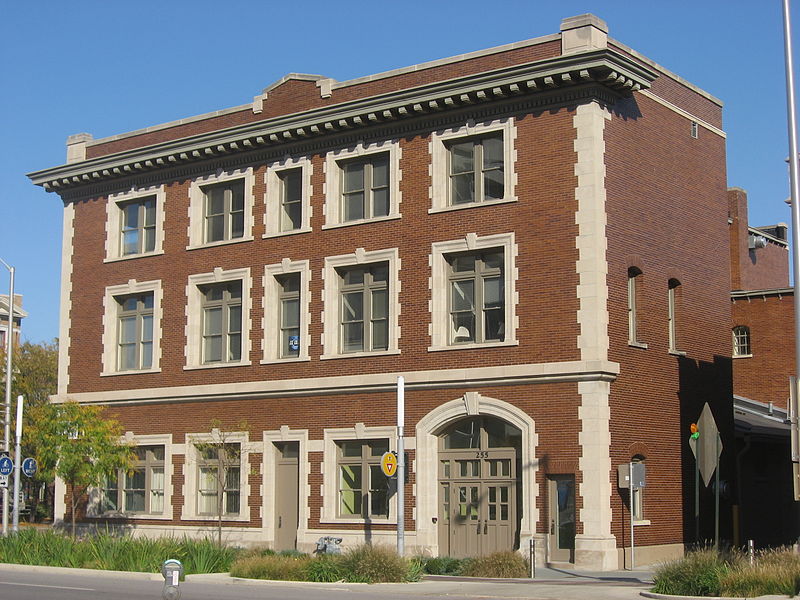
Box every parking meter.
[161,559,184,600]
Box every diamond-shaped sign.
[689,402,722,487]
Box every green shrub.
[652,549,731,597]
[303,554,347,582]
[230,554,310,581]
[460,551,528,578]
[338,544,415,583]
[420,555,465,575]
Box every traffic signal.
[690,423,700,439]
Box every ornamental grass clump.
[459,550,528,578]
[230,553,311,581]
[719,548,800,598]
[338,544,417,583]
[651,548,731,597]
[420,555,466,575]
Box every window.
[339,263,389,353]
[278,273,300,358]
[430,233,517,351]
[323,141,401,227]
[264,159,312,237]
[321,248,400,359]
[628,268,645,347]
[200,281,242,364]
[631,455,645,522]
[448,134,504,205]
[204,180,244,243]
[188,168,254,248]
[733,325,751,357]
[197,443,241,517]
[120,197,155,256]
[186,268,251,369]
[117,293,154,371]
[105,185,165,261]
[430,119,516,212]
[337,439,390,518]
[691,121,699,139]
[102,280,162,375]
[263,260,310,363]
[668,279,682,353]
[101,445,165,515]
[341,154,389,221]
[447,251,504,344]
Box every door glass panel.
[443,418,480,449]
[557,478,576,550]
[458,460,479,478]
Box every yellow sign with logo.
[380,451,398,477]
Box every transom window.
[120,197,156,256]
[339,263,389,353]
[277,273,300,358]
[668,279,681,353]
[341,154,390,221]
[448,251,505,344]
[337,439,390,519]
[197,444,241,517]
[200,281,243,364]
[279,168,303,231]
[101,445,165,514]
[628,267,644,346]
[733,325,751,357]
[204,180,245,243]
[447,134,504,205]
[117,293,154,371]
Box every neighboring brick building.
[29,14,734,569]
[728,187,798,547]
[0,294,26,350]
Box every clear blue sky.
[1,1,797,343]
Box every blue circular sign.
[22,458,37,478]
[0,456,13,476]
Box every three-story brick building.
[29,14,733,570]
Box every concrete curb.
[640,592,790,600]
[0,562,163,581]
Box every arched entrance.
[437,416,522,557]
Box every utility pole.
[0,259,15,537]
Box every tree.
[194,419,248,546]
[27,401,134,536]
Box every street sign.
[0,475,6,489]
[21,457,37,478]
[380,451,398,477]
[688,403,723,487]
[0,456,12,477]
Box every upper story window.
[628,267,647,348]
[339,263,389,354]
[430,119,517,213]
[185,268,251,369]
[733,325,751,357]
[668,278,683,354]
[200,281,242,364]
[264,158,313,237]
[117,293,154,372]
[263,260,311,363]
[323,141,401,228]
[105,185,166,261]
[430,233,517,351]
[102,280,162,375]
[188,168,254,249]
[204,180,244,243]
[322,248,400,359]
[448,250,505,345]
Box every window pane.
[230,212,244,239]
[125,490,145,512]
[372,157,389,187]
[119,317,137,344]
[482,135,504,169]
[443,419,480,449]
[344,192,365,221]
[228,305,242,334]
[207,214,224,242]
[484,277,503,307]
[343,163,365,193]
[372,188,389,217]
[283,201,302,231]
[483,252,503,270]
[282,298,300,328]
[342,292,363,321]
[452,312,475,342]
[450,142,474,174]
[151,467,165,514]
[143,198,156,226]
[371,289,387,320]
[369,465,389,518]
[122,230,139,256]
[371,264,388,282]
[370,440,389,455]
[484,168,504,200]
[451,173,474,205]
[141,342,153,369]
[451,280,475,311]
[372,319,388,351]
[204,307,222,335]
[450,255,476,273]
[204,336,222,363]
[343,323,364,353]
[141,315,153,342]
[340,441,362,457]
[343,269,364,286]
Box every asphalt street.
[0,563,655,600]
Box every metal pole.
[695,435,701,544]
[714,434,720,552]
[783,0,800,447]
[397,376,405,556]
[1,262,14,537]
[629,461,635,570]
[12,395,22,532]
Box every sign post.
[396,376,405,557]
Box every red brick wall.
[605,86,732,546]
[732,294,795,409]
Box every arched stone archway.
[414,392,540,556]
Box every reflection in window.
[448,251,505,345]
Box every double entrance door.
[438,447,518,557]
